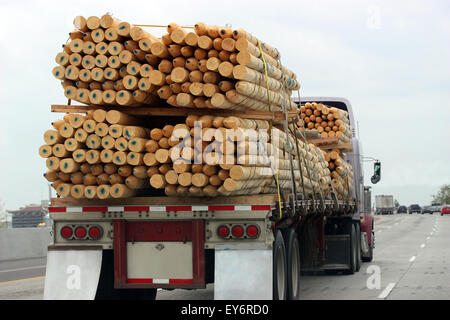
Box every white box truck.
[375,195,394,215]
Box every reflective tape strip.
[50,203,273,213]
[127,278,153,284]
[235,205,252,211]
[82,207,108,213]
[108,206,124,212]
[169,279,193,284]
[149,206,166,212]
[208,205,235,211]
[124,206,150,212]
[127,278,193,284]
[251,205,271,211]
[152,279,170,284]
[192,206,209,211]
[166,206,192,211]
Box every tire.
[95,250,157,300]
[362,241,374,262]
[273,230,287,300]
[284,229,301,300]
[362,221,374,262]
[362,229,374,262]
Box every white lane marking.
[378,282,396,299]
[409,256,416,262]
[0,265,46,273]
[426,236,430,240]
[420,244,426,248]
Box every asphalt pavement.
[1,213,449,300]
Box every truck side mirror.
[371,161,381,184]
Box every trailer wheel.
[285,229,301,300]
[362,240,374,262]
[362,223,374,262]
[273,230,287,300]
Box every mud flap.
[360,231,369,256]
[43,247,102,300]
[214,244,272,300]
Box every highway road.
[1,213,449,300]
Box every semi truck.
[44,96,377,300]
[375,195,394,215]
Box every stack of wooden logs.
[323,150,354,200]
[52,14,300,112]
[148,115,330,197]
[297,102,352,143]
[40,109,332,198]
[40,109,160,199]
[45,14,348,200]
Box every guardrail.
[0,228,52,261]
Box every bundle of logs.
[40,109,157,199]
[297,102,352,143]
[44,14,356,200]
[323,150,354,200]
[40,109,333,199]
[52,14,300,112]
[149,114,331,197]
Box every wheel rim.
[277,244,286,299]
[291,238,300,296]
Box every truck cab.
[301,97,374,264]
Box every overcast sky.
[0,0,448,210]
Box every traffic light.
[371,161,381,184]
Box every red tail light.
[74,226,87,238]
[246,225,260,238]
[88,226,103,239]
[231,225,244,238]
[217,225,230,238]
[61,226,73,239]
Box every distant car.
[431,203,442,213]
[441,206,450,216]
[422,206,433,214]
[397,206,407,213]
[409,204,421,214]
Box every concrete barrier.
[0,228,52,261]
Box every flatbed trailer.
[44,97,376,300]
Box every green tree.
[432,184,450,204]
